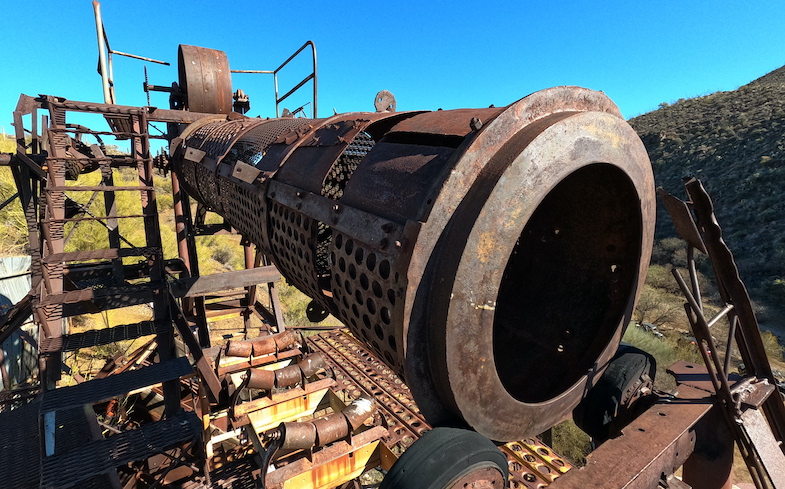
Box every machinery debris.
[0,3,783,488]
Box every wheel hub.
[449,466,506,489]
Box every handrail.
[232,41,318,118]
[273,41,318,118]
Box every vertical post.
[101,163,124,283]
[171,170,192,278]
[40,106,69,387]
[170,168,194,318]
[243,244,258,336]
[92,1,113,104]
[0,347,10,390]
[133,112,179,416]
[170,163,210,347]
[263,253,286,333]
[310,41,318,118]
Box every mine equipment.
[171,85,656,442]
[1,3,785,488]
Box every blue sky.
[2,0,784,135]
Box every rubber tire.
[573,343,656,443]
[380,427,508,489]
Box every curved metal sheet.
[178,44,233,115]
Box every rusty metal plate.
[184,147,206,164]
[231,160,261,184]
[178,44,233,114]
[549,385,711,489]
[657,188,706,253]
[388,107,503,137]
[739,408,785,488]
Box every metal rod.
[273,41,317,118]
[0,192,18,211]
[707,304,734,329]
[687,245,702,312]
[312,42,318,118]
[109,49,169,65]
[724,312,738,375]
[92,1,112,104]
[231,70,275,74]
[276,74,315,108]
[672,268,735,403]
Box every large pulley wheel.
[380,428,508,489]
[177,44,233,114]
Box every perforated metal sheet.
[40,321,163,353]
[40,411,201,488]
[322,131,374,200]
[223,118,312,168]
[217,178,268,249]
[41,356,192,412]
[0,401,42,488]
[267,202,326,305]
[329,232,405,374]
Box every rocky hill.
[629,68,785,307]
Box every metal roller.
[173,86,655,441]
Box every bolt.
[332,204,341,213]
[296,191,304,198]
[470,118,483,131]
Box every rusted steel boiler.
[172,86,655,441]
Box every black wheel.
[573,343,656,444]
[380,427,508,489]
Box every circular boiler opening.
[493,164,642,403]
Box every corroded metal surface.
[503,439,573,488]
[307,330,428,451]
[178,45,233,114]
[175,86,655,441]
[307,330,571,488]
